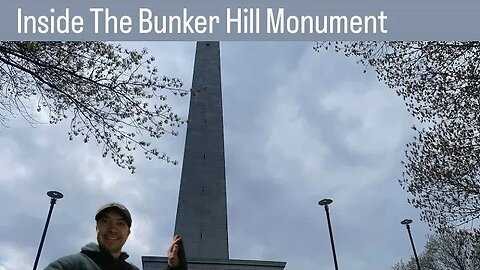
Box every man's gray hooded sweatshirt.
[44,242,187,270]
[44,242,140,270]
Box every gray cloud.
[0,42,430,270]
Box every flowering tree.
[0,41,186,173]
[315,41,480,230]
[392,228,480,270]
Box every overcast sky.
[0,42,432,270]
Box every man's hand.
[167,235,186,269]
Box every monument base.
[142,256,286,270]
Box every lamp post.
[318,198,339,270]
[33,190,63,270]
[401,219,421,270]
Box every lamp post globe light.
[318,198,339,270]
[401,218,421,270]
[318,198,333,206]
[32,190,64,270]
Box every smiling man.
[44,202,187,270]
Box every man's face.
[96,210,130,257]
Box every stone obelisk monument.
[142,42,286,270]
